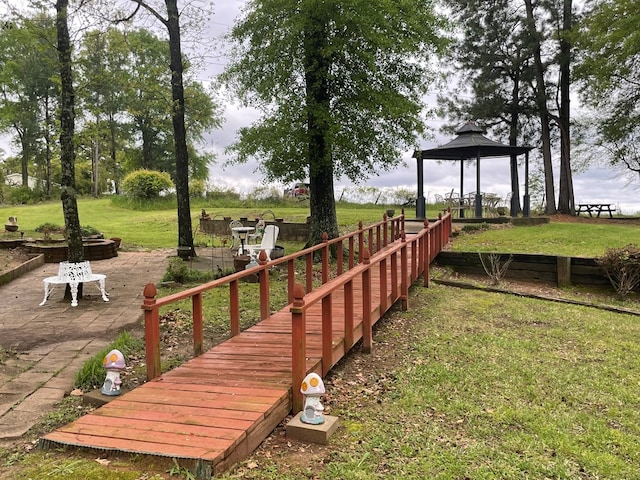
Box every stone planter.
[233,254,251,272]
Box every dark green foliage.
[595,244,640,299]
[121,169,174,200]
[461,223,490,232]
[162,257,214,284]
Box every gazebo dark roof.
[415,122,532,160]
[411,121,534,219]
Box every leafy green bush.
[461,222,490,232]
[121,169,173,200]
[189,179,206,198]
[74,331,143,391]
[595,244,640,299]
[6,185,46,204]
[162,257,214,284]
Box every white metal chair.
[241,225,279,261]
[247,218,266,244]
[229,220,243,250]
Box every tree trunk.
[165,0,195,256]
[524,0,556,215]
[56,0,84,265]
[304,5,339,247]
[557,0,574,214]
[509,71,522,216]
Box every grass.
[451,221,639,257]
[216,285,640,479]
[2,197,640,478]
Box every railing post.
[379,256,387,314]
[400,231,409,311]
[358,221,364,264]
[287,258,296,304]
[192,292,203,356]
[230,279,240,336]
[376,223,381,252]
[362,249,372,353]
[337,240,344,276]
[258,251,270,320]
[344,279,354,350]
[348,235,355,269]
[306,252,314,293]
[322,293,333,376]
[424,219,431,288]
[321,232,329,284]
[391,250,398,302]
[290,284,306,414]
[142,283,161,381]
[383,214,389,247]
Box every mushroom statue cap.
[300,372,325,395]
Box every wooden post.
[322,293,333,375]
[358,221,364,264]
[391,250,398,302]
[376,223,381,252]
[557,256,572,288]
[192,292,203,356]
[400,231,409,311]
[306,252,314,293]
[230,279,240,336]
[291,284,306,414]
[362,249,372,353]
[287,258,296,304]
[258,251,270,320]
[322,232,329,284]
[383,215,389,247]
[337,240,344,276]
[424,220,431,288]
[142,283,161,381]
[348,235,355,269]
[344,279,354,350]
[379,257,387,314]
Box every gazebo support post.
[416,156,426,219]
[459,161,465,218]
[523,151,530,217]
[475,153,483,218]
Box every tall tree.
[56,0,84,263]
[442,0,538,216]
[574,0,640,180]
[0,13,59,195]
[109,0,213,257]
[223,0,447,245]
[556,0,574,214]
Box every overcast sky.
[198,1,640,214]
[2,0,639,214]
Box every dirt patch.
[0,247,31,276]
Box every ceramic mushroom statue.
[300,372,325,424]
[101,349,125,396]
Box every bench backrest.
[57,261,93,281]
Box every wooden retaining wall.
[435,251,611,287]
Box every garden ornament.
[101,349,125,396]
[300,372,325,424]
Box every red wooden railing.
[141,211,452,395]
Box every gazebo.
[412,121,533,219]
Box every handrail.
[288,211,452,411]
[141,211,404,380]
[140,211,451,381]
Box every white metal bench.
[40,261,109,307]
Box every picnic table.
[576,203,615,218]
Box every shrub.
[189,179,206,198]
[121,169,173,200]
[479,252,513,285]
[595,244,640,299]
[462,222,490,232]
[162,257,214,284]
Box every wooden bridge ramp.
[41,245,403,477]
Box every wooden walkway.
[41,216,451,478]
